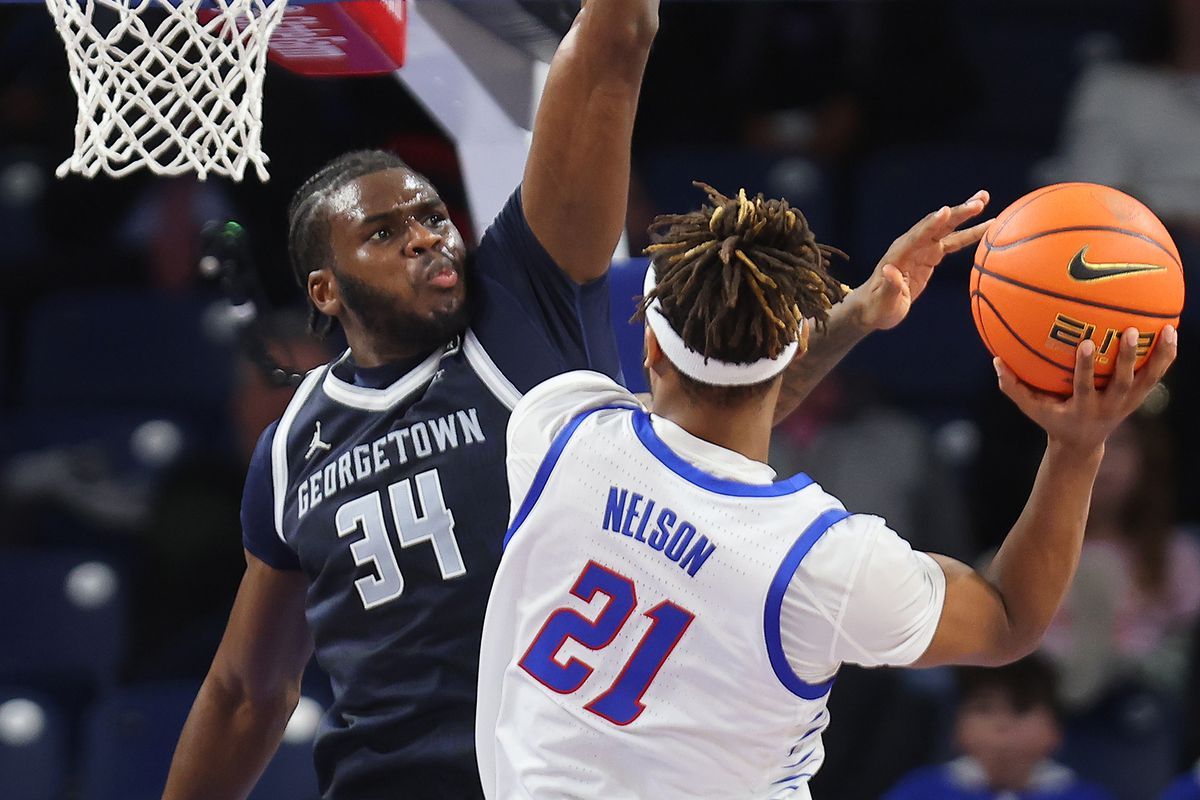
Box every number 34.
[519,561,694,726]
[334,468,465,610]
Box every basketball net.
[45,0,289,181]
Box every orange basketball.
[971,183,1184,395]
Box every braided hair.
[639,182,848,399]
[287,149,412,338]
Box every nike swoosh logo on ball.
[1068,245,1166,281]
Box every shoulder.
[475,188,564,283]
[815,515,944,621]
[1077,61,1159,96]
[509,370,642,447]
[245,421,279,497]
[1030,761,1113,800]
[1168,527,1200,566]
[780,508,945,671]
[470,191,622,391]
[771,502,886,601]
[241,421,277,536]
[241,419,301,571]
[790,510,891,583]
[272,365,333,439]
[1165,529,1200,611]
[1066,781,1116,800]
[882,765,958,800]
[1160,770,1200,800]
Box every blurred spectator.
[1185,617,1200,771]
[1037,412,1200,799]
[808,663,944,800]
[1162,762,1200,800]
[126,314,333,679]
[770,371,972,560]
[117,178,239,294]
[1042,413,1200,707]
[883,656,1111,800]
[730,1,975,160]
[1046,0,1200,239]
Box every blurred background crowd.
[2,0,1200,798]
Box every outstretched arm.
[522,0,659,284]
[162,552,313,800]
[914,327,1177,667]
[773,191,993,424]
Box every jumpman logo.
[305,421,332,461]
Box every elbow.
[583,5,659,59]
[209,669,302,723]
[612,2,661,49]
[980,625,1048,668]
[629,8,660,48]
[982,640,1040,668]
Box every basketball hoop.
[43,0,407,182]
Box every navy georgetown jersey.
[240,190,620,799]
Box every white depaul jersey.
[477,372,946,800]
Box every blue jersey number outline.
[519,560,695,726]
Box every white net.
[45,0,290,181]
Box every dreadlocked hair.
[639,182,848,394]
[287,149,412,338]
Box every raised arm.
[914,327,1177,667]
[162,552,313,799]
[774,191,992,424]
[522,0,659,284]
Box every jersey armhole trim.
[464,328,523,410]
[764,508,850,699]
[271,366,327,542]
[502,404,636,549]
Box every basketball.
[970,183,1185,394]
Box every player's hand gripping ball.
[970,183,1184,394]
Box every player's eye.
[370,227,392,241]
[426,213,447,227]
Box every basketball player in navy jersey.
[161,3,661,798]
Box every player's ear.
[795,317,811,359]
[644,326,674,381]
[308,268,342,317]
[643,325,663,372]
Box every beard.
[335,263,470,354]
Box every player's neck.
[343,327,438,368]
[651,392,774,464]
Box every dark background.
[0,1,1197,798]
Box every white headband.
[642,262,800,387]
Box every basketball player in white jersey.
[475,184,1178,799]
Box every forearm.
[522,0,658,282]
[774,299,870,424]
[984,439,1104,660]
[162,674,298,799]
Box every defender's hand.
[845,190,993,332]
[995,325,1178,451]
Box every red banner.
[268,0,406,76]
[201,0,407,76]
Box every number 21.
[519,561,694,726]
